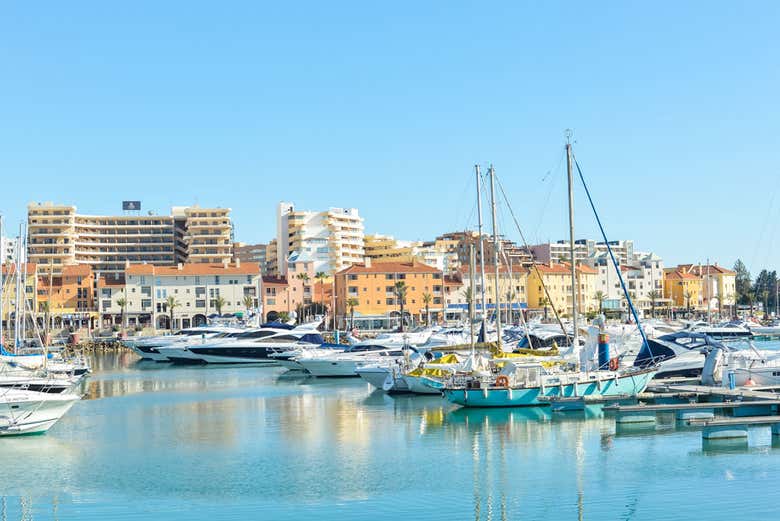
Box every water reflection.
[2,354,772,520]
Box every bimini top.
[260,322,295,330]
[634,331,729,368]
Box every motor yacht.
[0,388,80,435]
[297,344,414,377]
[632,331,732,378]
[170,323,325,364]
[124,325,243,362]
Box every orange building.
[38,264,96,329]
[334,259,443,327]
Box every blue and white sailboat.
[440,137,657,407]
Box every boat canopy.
[260,322,295,330]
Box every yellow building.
[527,262,597,316]
[1,263,38,331]
[450,265,529,316]
[334,260,444,326]
[677,264,736,313]
[363,234,418,263]
[663,269,702,310]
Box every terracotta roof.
[457,264,529,275]
[531,262,597,275]
[1,263,37,276]
[337,261,440,275]
[126,262,260,276]
[687,264,736,276]
[62,264,93,276]
[665,270,700,281]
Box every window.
[215,276,220,284]
[102,300,111,309]
[386,298,394,305]
[196,299,206,308]
[195,287,206,297]
[141,299,152,309]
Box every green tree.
[346,297,359,330]
[422,292,432,325]
[214,296,226,316]
[394,281,408,332]
[647,290,661,319]
[593,291,606,314]
[166,296,180,331]
[116,296,127,331]
[243,295,254,315]
[733,259,752,306]
[683,290,693,317]
[296,272,310,321]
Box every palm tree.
[462,286,474,324]
[394,281,408,332]
[116,296,127,332]
[166,296,180,331]
[540,296,550,321]
[296,272,310,321]
[346,297,359,330]
[214,296,226,316]
[647,290,661,318]
[505,290,516,325]
[315,272,327,307]
[593,290,606,314]
[422,292,432,325]
[683,290,693,317]
[40,301,51,345]
[243,294,254,316]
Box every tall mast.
[475,164,487,337]
[469,243,476,351]
[488,164,502,345]
[14,223,22,349]
[0,215,3,348]
[706,260,711,323]
[19,223,26,344]
[566,132,579,351]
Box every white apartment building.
[27,202,233,276]
[529,239,636,266]
[276,202,364,276]
[585,250,665,316]
[1,236,18,264]
[108,261,261,329]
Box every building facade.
[334,260,444,327]
[27,202,234,276]
[121,261,260,329]
[526,262,597,316]
[276,202,364,276]
[1,236,18,264]
[234,242,269,274]
[529,239,636,266]
[663,269,702,310]
[447,265,528,318]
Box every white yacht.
[170,323,326,365]
[124,326,240,361]
[297,344,411,377]
[632,331,732,378]
[0,388,80,435]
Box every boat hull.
[443,370,655,408]
[0,391,79,435]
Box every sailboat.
[0,217,82,434]
[440,136,657,407]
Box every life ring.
[608,357,619,371]
[495,375,510,388]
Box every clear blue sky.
[2,2,779,275]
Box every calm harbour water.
[3,345,780,520]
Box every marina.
[3,348,780,520]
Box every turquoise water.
[3,345,780,520]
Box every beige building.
[27,202,233,276]
[276,202,364,276]
[121,261,260,329]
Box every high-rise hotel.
[27,202,233,276]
